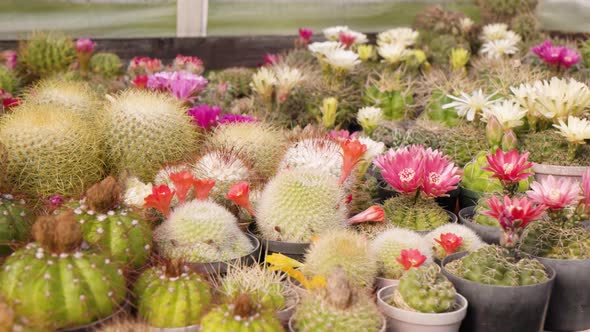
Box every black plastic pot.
[247,223,309,262]
[458,186,483,209]
[441,252,555,332]
[435,187,461,212]
[458,207,500,244]
[535,256,590,332]
[186,233,260,275]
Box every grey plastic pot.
[458,207,500,244]
[441,252,555,332]
[532,163,587,183]
[247,223,309,261]
[60,301,129,332]
[377,285,468,332]
[458,186,483,209]
[375,276,400,290]
[186,233,260,275]
[435,187,461,212]
[288,315,387,332]
[149,325,199,332]
[276,288,300,327]
[535,256,590,332]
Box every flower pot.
[59,301,129,332]
[375,276,400,290]
[532,163,587,183]
[441,252,555,332]
[148,325,199,332]
[458,186,483,209]
[377,285,468,332]
[458,207,500,244]
[186,233,260,275]
[535,256,590,332]
[247,223,309,262]
[277,288,300,328]
[435,187,461,213]
[287,314,387,332]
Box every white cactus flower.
[377,27,419,47]
[323,25,351,41]
[442,89,498,121]
[553,116,590,144]
[357,106,384,132]
[378,43,411,64]
[482,100,527,129]
[324,49,361,71]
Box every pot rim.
[458,207,501,230]
[533,254,590,263]
[532,162,588,173]
[247,222,311,248]
[148,324,200,331]
[277,286,301,314]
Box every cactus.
[582,39,590,68]
[462,151,503,192]
[421,33,471,66]
[154,199,254,262]
[0,103,103,197]
[302,230,378,288]
[208,67,255,98]
[520,219,590,259]
[0,212,126,330]
[0,194,33,256]
[445,245,548,286]
[256,169,347,242]
[90,52,123,79]
[293,267,383,332]
[510,13,540,41]
[135,263,212,328]
[423,90,460,127]
[426,224,486,260]
[220,265,287,311]
[101,89,199,182]
[94,318,150,332]
[438,125,489,167]
[479,0,538,20]
[200,294,284,332]
[0,65,19,94]
[17,31,76,79]
[0,295,14,332]
[520,129,590,167]
[383,195,450,231]
[473,195,502,227]
[371,228,433,279]
[392,265,456,313]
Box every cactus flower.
[422,150,461,197]
[485,115,503,147]
[263,53,280,66]
[527,175,581,210]
[0,90,21,110]
[193,178,216,201]
[75,38,96,54]
[450,48,470,71]
[187,104,222,130]
[396,249,427,270]
[338,139,367,186]
[374,145,425,194]
[582,167,590,207]
[434,233,463,255]
[1,50,17,70]
[298,28,313,45]
[267,253,326,290]
[144,185,175,217]
[501,129,518,151]
[482,149,533,184]
[169,170,196,203]
[320,97,338,129]
[357,106,383,135]
[339,32,357,48]
[218,113,256,124]
[227,181,256,216]
[327,129,357,142]
[128,56,163,76]
[531,40,581,68]
[132,75,148,89]
[559,47,581,68]
[347,205,385,225]
[173,54,204,74]
[357,44,374,62]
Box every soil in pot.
[458,206,500,244]
[247,223,309,261]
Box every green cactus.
[426,224,485,260]
[0,103,104,197]
[208,67,255,98]
[421,33,471,66]
[520,129,590,167]
[438,125,489,167]
[135,263,212,328]
[101,89,199,182]
[393,265,456,313]
[200,294,284,332]
[462,151,503,192]
[473,195,503,227]
[0,212,126,330]
[510,13,540,41]
[220,265,287,311]
[0,194,33,256]
[154,199,254,262]
[0,295,14,332]
[424,90,460,127]
[370,228,433,279]
[0,65,19,94]
[363,86,414,121]
[582,39,590,68]
[479,0,538,18]
[256,169,347,243]
[520,219,590,259]
[383,195,450,231]
[17,31,76,79]
[89,52,123,79]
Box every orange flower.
[396,249,427,270]
[339,139,367,186]
[194,178,216,201]
[144,185,175,216]
[169,170,195,203]
[347,205,385,225]
[434,233,463,255]
[227,181,256,216]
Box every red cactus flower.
[482,149,533,184]
[227,181,256,216]
[339,32,356,48]
[144,185,175,217]
[298,28,313,44]
[339,139,367,186]
[434,233,463,255]
[193,178,216,201]
[132,75,149,89]
[347,205,385,225]
[169,170,195,203]
[396,249,427,271]
[263,53,280,66]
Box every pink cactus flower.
[173,54,204,74]
[147,71,173,90]
[527,175,581,210]
[187,104,222,130]
[347,205,385,225]
[559,47,581,68]
[482,149,533,184]
[147,71,208,104]
[327,129,358,142]
[583,167,590,207]
[339,32,357,48]
[75,38,96,54]
[1,51,17,70]
[339,139,367,186]
[396,249,427,270]
[374,145,425,194]
[227,181,256,216]
[298,28,313,44]
[218,113,256,124]
[422,149,462,197]
[128,56,163,76]
[531,40,581,68]
[530,40,552,58]
[263,53,280,66]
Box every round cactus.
[520,219,590,259]
[208,67,255,98]
[200,294,284,332]
[426,224,485,260]
[393,265,456,313]
[0,295,14,332]
[101,89,199,182]
[280,137,343,180]
[0,65,19,94]
[383,195,450,231]
[90,52,123,79]
[0,103,104,197]
[0,194,33,256]
[510,12,539,41]
[94,318,150,332]
[220,265,287,311]
[135,263,212,328]
[520,130,590,167]
[302,229,377,288]
[17,31,76,79]
[0,212,126,330]
[371,228,433,279]
[154,199,254,262]
[256,169,347,243]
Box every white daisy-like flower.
[510,82,540,117]
[377,27,419,47]
[323,26,350,41]
[123,176,153,208]
[357,106,384,132]
[308,41,344,57]
[553,116,590,144]
[480,38,520,59]
[250,67,277,100]
[481,23,509,42]
[358,136,385,161]
[324,49,361,71]
[378,43,411,64]
[274,65,304,101]
[459,17,474,33]
[533,77,590,121]
[482,100,527,129]
[442,89,498,121]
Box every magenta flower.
[482,149,533,184]
[1,51,17,70]
[218,113,256,124]
[374,145,425,194]
[339,32,356,48]
[263,53,280,66]
[559,47,581,68]
[173,54,204,74]
[530,40,551,58]
[530,39,581,68]
[75,38,96,54]
[187,104,222,130]
[581,167,590,207]
[422,149,462,197]
[147,71,208,103]
[299,28,313,44]
[527,175,581,210]
[147,71,173,90]
[327,129,358,142]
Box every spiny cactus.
[208,67,255,98]
[89,52,123,79]
[473,196,501,227]
[302,230,377,288]
[520,219,590,259]
[220,265,287,311]
[256,169,347,243]
[371,228,433,279]
[135,263,212,328]
[17,31,76,79]
[0,295,14,332]
[582,39,590,68]
[0,212,127,330]
[101,89,199,182]
[426,224,486,260]
[462,151,503,192]
[393,265,456,313]
[154,199,254,262]
[520,129,590,167]
[479,0,538,20]
[200,294,284,332]
[438,125,489,167]
[510,13,540,41]
[279,137,345,181]
[383,195,450,231]
[0,194,33,256]
[0,103,104,197]
[94,318,150,332]
[0,65,19,94]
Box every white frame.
[176,0,209,37]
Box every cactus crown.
[32,211,81,253]
[233,294,257,318]
[85,176,122,213]
[324,266,355,310]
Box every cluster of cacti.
[445,245,549,286]
[479,0,538,22]
[0,65,19,94]
[383,195,450,231]
[220,265,287,311]
[208,67,255,98]
[256,168,347,242]
[392,265,457,313]
[520,220,590,259]
[17,31,76,79]
[371,228,433,279]
[362,71,415,121]
[90,52,124,78]
[200,294,284,331]
[0,194,32,256]
[520,129,590,166]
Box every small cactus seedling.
[392,265,457,313]
[89,52,124,79]
[200,294,284,331]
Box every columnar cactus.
[17,31,76,79]
[200,294,284,331]
[221,265,287,311]
[0,194,33,256]
[393,265,456,313]
[371,228,433,279]
[384,195,450,231]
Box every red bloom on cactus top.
[263,53,280,66]
[396,249,427,271]
[173,54,204,74]
[482,149,533,184]
[193,178,215,201]
[339,32,357,48]
[583,168,590,207]
[526,175,581,210]
[144,185,175,217]
[131,75,148,89]
[227,181,256,216]
[75,38,96,54]
[298,28,313,43]
[338,139,367,186]
[347,205,385,225]
[482,195,546,231]
[434,233,463,255]
[169,170,195,203]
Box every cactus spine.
[393,265,456,313]
[0,194,33,256]
[200,294,284,332]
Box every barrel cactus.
[0,194,33,256]
[256,169,347,243]
[135,262,212,328]
[383,195,450,231]
[95,318,150,332]
[90,52,124,79]
[520,219,590,259]
[392,265,456,313]
[279,137,343,180]
[371,228,433,279]
[426,224,485,260]
[0,65,19,94]
[220,265,287,311]
[17,31,76,79]
[0,211,127,330]
[200,294,284,331]
[101,89,199,182]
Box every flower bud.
[501,129,518,151]
[320,97,338,129]
[486,115,503,148]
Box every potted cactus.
[424,224,485,263]
[201,293,285,331]
[377,265,468,332]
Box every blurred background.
[0,0,588,39]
